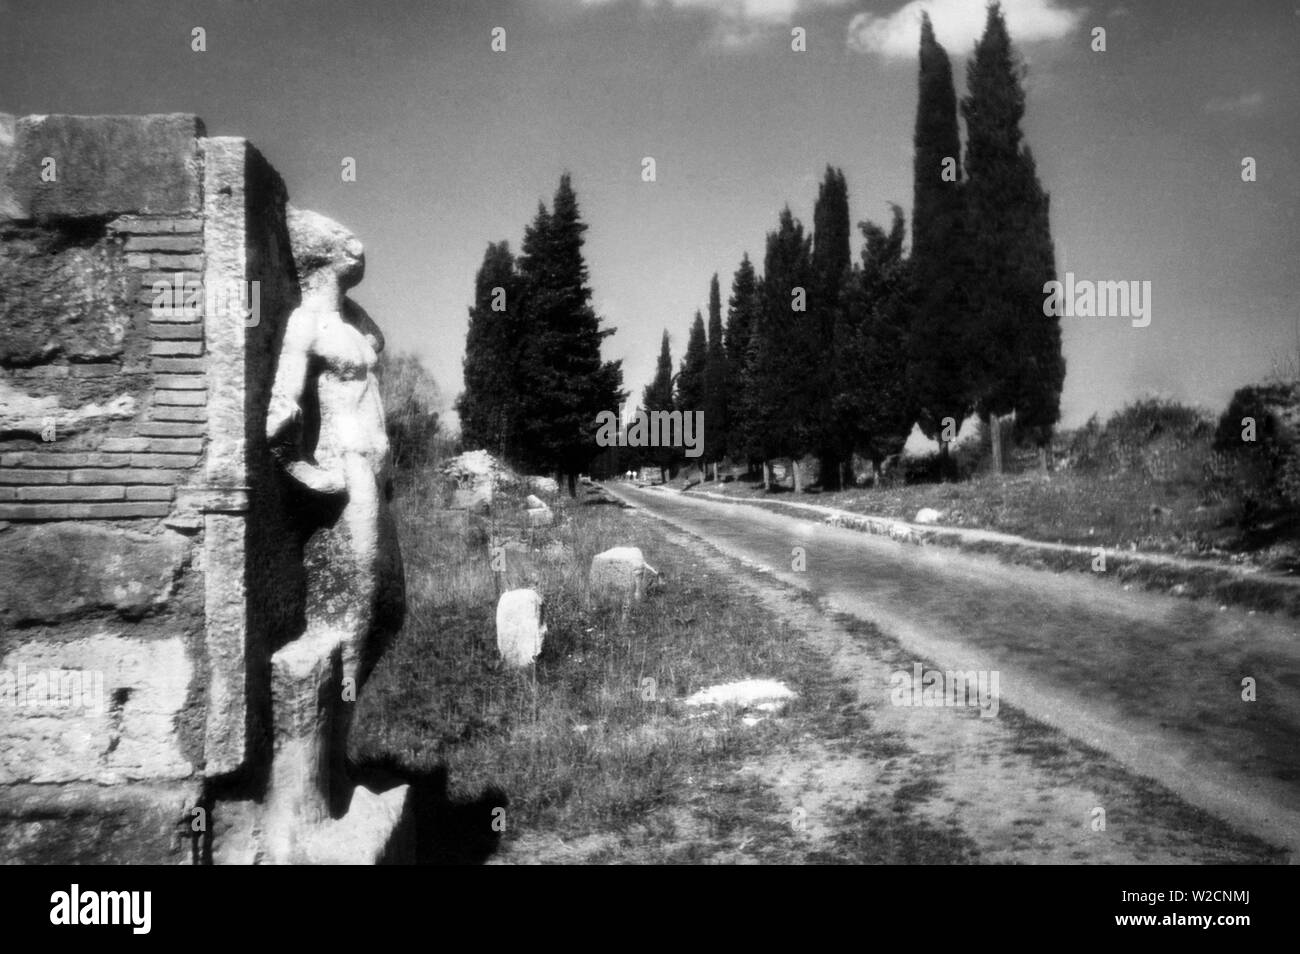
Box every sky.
[3,0,1297,430]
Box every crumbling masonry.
[0,113,410,863]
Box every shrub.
[1066,398,1213,479]
[378,352,452,472]
[1214,382,1300,508]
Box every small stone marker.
[590,546,657,602]
[496,588,546,667]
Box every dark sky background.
[3,0,1297,430]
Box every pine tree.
[702,272,729,474]
[456,241,524,459]
[516,174,625,493]
[908,10,975,476]
[725,254,761,471]
[962,2,1065,466]
[811,166,852,487]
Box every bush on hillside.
[1066,398,1213,483]
[1213,381,1300,509]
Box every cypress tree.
[812,166,852,487]
[516,174,625,493]
[751,207,813,488]
[962,2,1065,466]
[676,310,708,416]
[908,10,975,476]
[514,201,554,470]
[833,206,914,482]
[702,272,729,475]
[642,330,676,475]
[725,254,761,473]
[725,254,760,376]
[813,167,851,296]
[676,309,709,470]
[457,240,523,459]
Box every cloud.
[846,0,1085,59]
[1203,91,1264,115]
[580,0,851,22]
[577,0,856,48]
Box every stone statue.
[268,208,405,691]
[263,208,406,855]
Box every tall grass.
[350,467,833,852]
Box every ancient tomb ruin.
[0,113,409,863]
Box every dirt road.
[602,481,1300,858]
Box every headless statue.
[263,209,405,855]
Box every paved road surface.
[603,481,1300,856]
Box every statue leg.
[338,452,382,690]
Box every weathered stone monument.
[0,113,410,863]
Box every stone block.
[0,782,200,864]
[0,633,196,783]
[8,113,204,220]
[0,523,189,625]
[590,546,657,603]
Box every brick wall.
[0,114,294,863]
[0,213,207,521]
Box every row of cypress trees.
[643,4,1065,486]
[458,3,1065,489]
